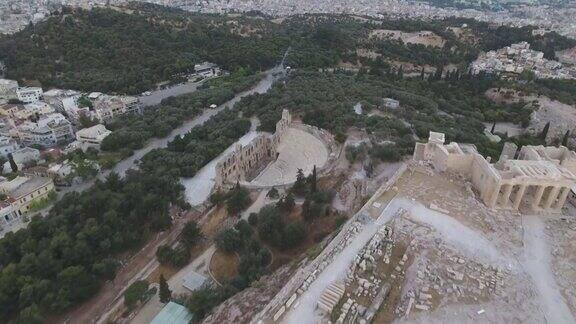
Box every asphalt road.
[57,66,284,199]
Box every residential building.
[0,102,22,119]
[43,89,81,112]
[194,62,220,77]
[383,98,400,109]
[471,42,576,80]
[0,176,54,216]
[88,92,102,100]
[61,96,91,122]
[0,135,19,157]
[0,79,18,99]
[18,113,74,147]
[3,147,41,173]
[75,124,111,147]
[47,162,74,181]
[0,117,19,140]
[15,101,55,120]
[16,87,43,103]
[93,95,141,122]
[0,200,19,230]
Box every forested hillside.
[1,3,573,95]
[0,4,287,94]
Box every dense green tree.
[226,184,252,216]
[540,122,551,140]
[284,222,307,248]
[124,280,149,310]
[7,153,17,173]
[15,304,44,324]
[266,187,279,199]
[309,165,318,193]
[248,213,258,226]
[159,274,171,303]
[215,229,243,253]
[562,130,570,147]
[292,169,307,196]
[180,221,201,248]
[184,287,227,319]
[276,194,295,213]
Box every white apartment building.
[0,79,18,99]
[16,87,43,103]
[93,95,141,122]
[15,101,55,120]
[61,96,90,121]
[18,113,74,147]
[75,124,111,146]
[43,89,80,111]
[0,176,54,216]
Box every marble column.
[501,184,514,208]
[513,185,527,210]
[487,185,501,208]
[554,187,571,210]
[544,186,561,210]
[532,185,546,210]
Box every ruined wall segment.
[214,109,292,189]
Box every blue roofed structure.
[151,301,194,324]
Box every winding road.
[57,62,287,323]
[56,64,285,200]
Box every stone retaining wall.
[251,163,407,323]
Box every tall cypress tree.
[159,274,171,303]
[540,122,550,141]
[310,165,317,193]
[7,153,17,173]
[561,130,570,147]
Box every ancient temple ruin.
[414,131,576,212]
[214,109,291,189]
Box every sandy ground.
[276,165,576,323]
[483,122,524,137]
[485,88,576,141]
[369,29,446,48]
[556,46,576,65]
[251,128,329,186]
[522,215,575,323]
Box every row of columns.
[487,183,571,212]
